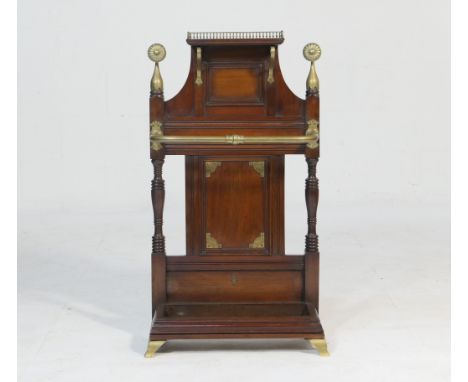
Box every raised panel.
[206,64,264,105]
[185,155,285,256]
[166,270,303,303]
[204,159,267,254]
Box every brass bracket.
[150,121,163,151]
[249,232,265,249]
[206,233,222,248]
[205,161,221,177]
[306,119,319,149]
[195,47,203,86]
[267,46,276,84]
[249,161,265,177]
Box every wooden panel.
[207,64,264,104]
[166,270,303,303]
[204,159,267,253]
[186,156,285,256]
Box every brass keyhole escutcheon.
[231,272,238,286]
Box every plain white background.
[18,1,450,381]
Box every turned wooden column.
[305,157,319,253]
[148,43,167,315]
[303,42,321,311]
[151,155,165,256]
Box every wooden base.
[146,302,328,356]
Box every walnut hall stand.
[144,32,328,357]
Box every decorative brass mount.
[306,119,320,149]
[205,161,221,177]
[249,161,265,177]
[195,47,203,86]
[249,232,265,248]
[150,121,163,151]
[148,43,166,93]
[206,233,222,248]
[303,42,321,93]
[149,123,320,151]
[267,46,276,84]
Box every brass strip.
[249,161,265,177]
[206,233,222,248]
[205,161,221,177]
[267,46,276,84]
[195,47,203,86]
[249,232,265,248]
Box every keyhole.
[231,272,237,286]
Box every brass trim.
[249,161,265,177]
[149,133,319,150]
[150,121,163,151]
[249,232,265,249]
[195,47,203,86]
[206,233,222,248]
[308,339,330,357]
[267,46,276,84]
[305,119,320,149]
[205,161,221,177]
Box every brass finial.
[303,42,321,94]
[148,43,166,94]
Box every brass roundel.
[147,43,166,62]
[303,43,321,62]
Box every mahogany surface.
[148,33,324,343]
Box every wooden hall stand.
[145,32,328,357]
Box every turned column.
[148,43,167,316]
[305,157,319,253]
[151,155,165,256]
[303,43,321,310]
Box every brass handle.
[150,120,319,151]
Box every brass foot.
[308,339,330,356]
[144,340,167,358]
